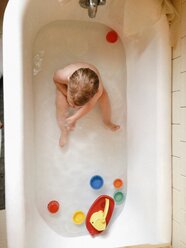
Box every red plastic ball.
[106,30,118,43]
[47,200,60,214]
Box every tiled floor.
[0,77,4,210]
[0,2,8,248]
[0,210,7,248]
[0,0,7,212]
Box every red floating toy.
[106,30,118,43]
[47,200,60,214]
[86,195,115,236]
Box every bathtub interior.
[3,0,172,247]
[32,20,127,237]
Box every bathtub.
[3,0,171,247]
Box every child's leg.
[98,89,120,131]
[55,89,69,147]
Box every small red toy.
[106,30,118,43]
[86,195,115,236]
[47,200,60,214]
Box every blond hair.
[68,68,99,106]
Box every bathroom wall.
[172,0,186,247]
[0,2,8,248]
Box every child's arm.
[53,71,68,97]
[65,89,102,130]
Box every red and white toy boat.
[86,195,115,236]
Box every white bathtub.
[3,0,171,247]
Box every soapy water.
[33,20,127,237]
[33,50,45,76]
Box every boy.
[53,62,120,147]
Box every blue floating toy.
[90,175,104,190]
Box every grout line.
[172,218,181,224]
[172,155,181,158]
[181,35,186,39]
[181,71,186,74]
[172,218,181,225]
[180,241,186,246]
[180,140,186,143]
[172,90,181,93]
[180,174,186,177]
[172,56,181,60]
[171,123,181,125]
[173,187,181,192]
[180,106,186,108]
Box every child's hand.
[65,116,76,131]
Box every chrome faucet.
[79,0,106,18]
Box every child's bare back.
[53,63,120,147]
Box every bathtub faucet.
[79,0,106,18]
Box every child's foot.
[105,122,120,131]
[59,130,68,147]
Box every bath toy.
[47,200,60,213]
[113,191,124,205]
[106,30,118,43]
[113,178,123,189]
[72,211,86,225]
[90,175,104,190]
[86,195,115,236]
[90,198,109,231]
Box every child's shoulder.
[53,67,70,85]
[54,63,102,85]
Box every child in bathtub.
[53,62,120,147]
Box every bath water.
[33,20,127,237]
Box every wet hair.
[68,68,99,106]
